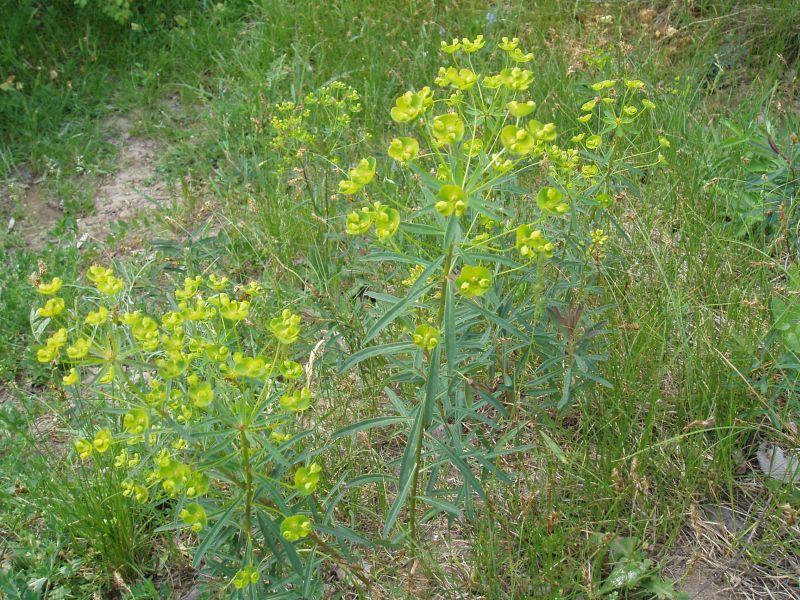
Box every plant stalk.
[409,235,454,539]
[239,426,254,547]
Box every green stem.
[408,414,424,540]
[409,233,455,540]
[239,426,254,547]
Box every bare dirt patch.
[77,114,172,242]
[0,169,62,250]
[666,507,800,599]
[669,556,734,599]
[3,114,173,249]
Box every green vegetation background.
[1,0,799,597]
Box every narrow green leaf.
[331,415,410,440]
[418,495,462,518]
[471,453,512,484]
[302,547,316,597]
[557,364,573,410]
[384,386,410,416]
[313,524,372,546]
[429,436,486,500]
[382,462,417,539]
[398,407,423,485]
[399,222,444,236]
[465,251,521,268]
[443,213,460,247]
[364,256,443,343]
[384,406,425,538]
[193,495,241,566]
[362,250,425,264]
[475,388,508,417]
[423,346,441,427]
[444,280,456,380]
[540,431,568,464]
[340,342,416,373]
[464,299,527,340]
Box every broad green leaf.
[599,560,652,593]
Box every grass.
[1,0,799,597]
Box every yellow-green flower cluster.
[35,277,67,322]
[439,35,485,55]
[31,267,322,574]
[516,225,555,259]
[389,87,433,123]
[435,66,479,91]
[180,502,207,532]
[232,565,260,589]
[435,185,467,217]
[387,137,419,163]
[345,202,400,240]
[413,324,440,350]
[304,80,362,127]
[74,428,113,460]
[269,308,301,344]
[208,293,250,321]
[280,514,312,542]
[588,228,610,259]
[37,277,63,295]
[537,187,569,215]
[575,77,656,136]
[338,157,376,195]
[294,463,321,495]
[456,266,492,298]
[268,101,314,172]
[431,113,465,147]
[36,327,67,362]
[87,265,124,295]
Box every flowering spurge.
[338,157,376,195]
[344,201,400,241]
[336,34,666,541]
[266,80,363,177]
[31,267,361,596]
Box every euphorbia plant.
[337,35,663,537]
[31,267,363,597]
